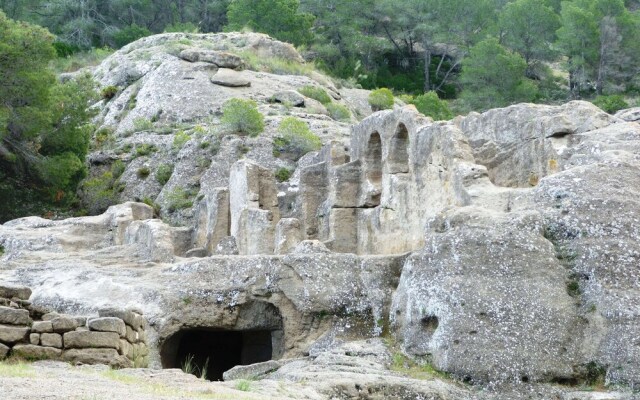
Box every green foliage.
[226,0,315,46]
[172,131,191,150]
[164,22,200,33]
[49,47,114,74]
[101,86,119,100]
[220,98,265,137]
[592,94,629,113]
[166,187,196,212]
[410,92,453,120]
[298,86,332,105]
[133,118,154,132]
[136,167,151,179]
[111,160,126,179]
[80,171,123,215]
[112,24,151,48]
[235,379,252,391]
[135,144,157,157]
[368,88,395,111]
[273,117,322,160]
[326,103,352,122]
[0,12,99,218]
[94,127,115,149]
[499,0,560,68]
[239,51,316,76]
[460,39,538,111]
[275,167,292,182]
[156,164,174,185]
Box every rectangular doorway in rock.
[163,329,274,381]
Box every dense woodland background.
[1,0,640,221]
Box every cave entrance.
[160,301,284,381]
[162,329,275,381]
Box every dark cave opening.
[162,329,275,381]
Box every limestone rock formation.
[1,33,640,400]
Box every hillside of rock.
[81,32,370,226]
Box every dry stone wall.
[0,283,148,368]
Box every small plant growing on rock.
[156,164,174,185]
[368,88,395,111]
[135,144,157,157]
[110,160,126,179]
[133,117,153,132]
[326,103,351,122]
[94,127,115,148]
[221,98,264,137]
[275,167,292,182]
[0,245,4,256]
[273,117,322,161]
[100,85,119,100]
[166,187,196,212]
[136,167,150,179]
[298,85,332,105]
[172,130,191,150]
[235,379,251,391]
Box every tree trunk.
[424,48,431,92]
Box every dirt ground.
[0,360,318,400]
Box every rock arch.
[364,132,383,207]
[388,123,410,173]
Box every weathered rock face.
[85,32,358,228]
[2,51,640,397]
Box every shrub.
[298,85,332,105]
[592,95,629,114]
[275,167,292,182]
[111,160,126,179]
[80,172,122,215]
[411,92,453,120]
[135,144,157,157]
[164,22,200,33]
[156,164,174,185]
[239,51,315,76]
[274,117,322,160]
[235,379,251,392]
[220,98,264,137]
[172,130,191,150]
[136,167,150,179]
[166,187,196,212]
[94,127,115,148]
[112,24,151,48]
[326,103,351,122]
[100,86,119,100]
[133,118,153,132]
[368,88,394,111]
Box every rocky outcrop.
[85,32,358,228]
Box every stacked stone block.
[0,283,149,368]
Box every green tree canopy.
[460,38,537,110]
[0,11,98,220]
[499,0,560,73]
[226,0,314,46]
